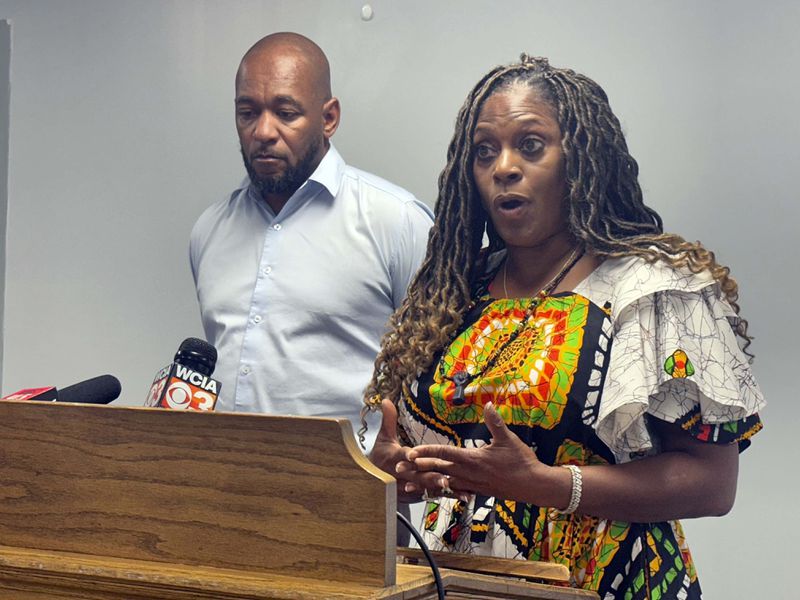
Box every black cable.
[396,510,446,600]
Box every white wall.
[0,19,8,392]
[0,1,796,597]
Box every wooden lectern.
[0,400,597,599]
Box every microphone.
[59,374,122,404]
[1,374,122,405]
[145,337,221,411]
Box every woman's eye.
[474,144,495,161]
[520,137,544,154]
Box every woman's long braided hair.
[360,55,751,434]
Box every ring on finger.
[441,475,453,496]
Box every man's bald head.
[237,32,331,103]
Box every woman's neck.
[498,237,599,299]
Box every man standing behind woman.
[191,33,432,444]
[365,55,764,598]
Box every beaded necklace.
[441,246,584,405]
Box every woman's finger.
[378,398,399,441]
[483,401,512,441]
[408,443,467,463]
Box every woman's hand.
[407,403,740,521]
[407,402,570,508]
[368,399,449,503]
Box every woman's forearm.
[528,420,739,522]
[545,447,737,522]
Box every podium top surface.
[0,544,599,599]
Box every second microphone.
[145,338,222,411]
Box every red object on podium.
[1,386,57,402]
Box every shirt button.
[253,315,262,323]
[241,366,251,375]
[263,266,272,275]
[272,223,282,231]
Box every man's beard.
[241,138,322,200]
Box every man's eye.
[237,110,255,120]
[520,137,544,154]
[277,110,299,120]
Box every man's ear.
[321,97,341,140]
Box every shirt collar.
[307,143,345,199]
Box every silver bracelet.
[557,464,583,514]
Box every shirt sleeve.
[594,284,765,461]
[389,198,433,309]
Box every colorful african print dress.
[398,254,764,599]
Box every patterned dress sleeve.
[590,258,765,462]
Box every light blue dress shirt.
[190,145,432,447]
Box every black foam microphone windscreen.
[57,374,122,404]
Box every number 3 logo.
[194,391,215,411]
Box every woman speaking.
[362,55,765,598]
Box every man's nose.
[253,112,279,143]
[493,149,522,184]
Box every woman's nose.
[493,149,522,184]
